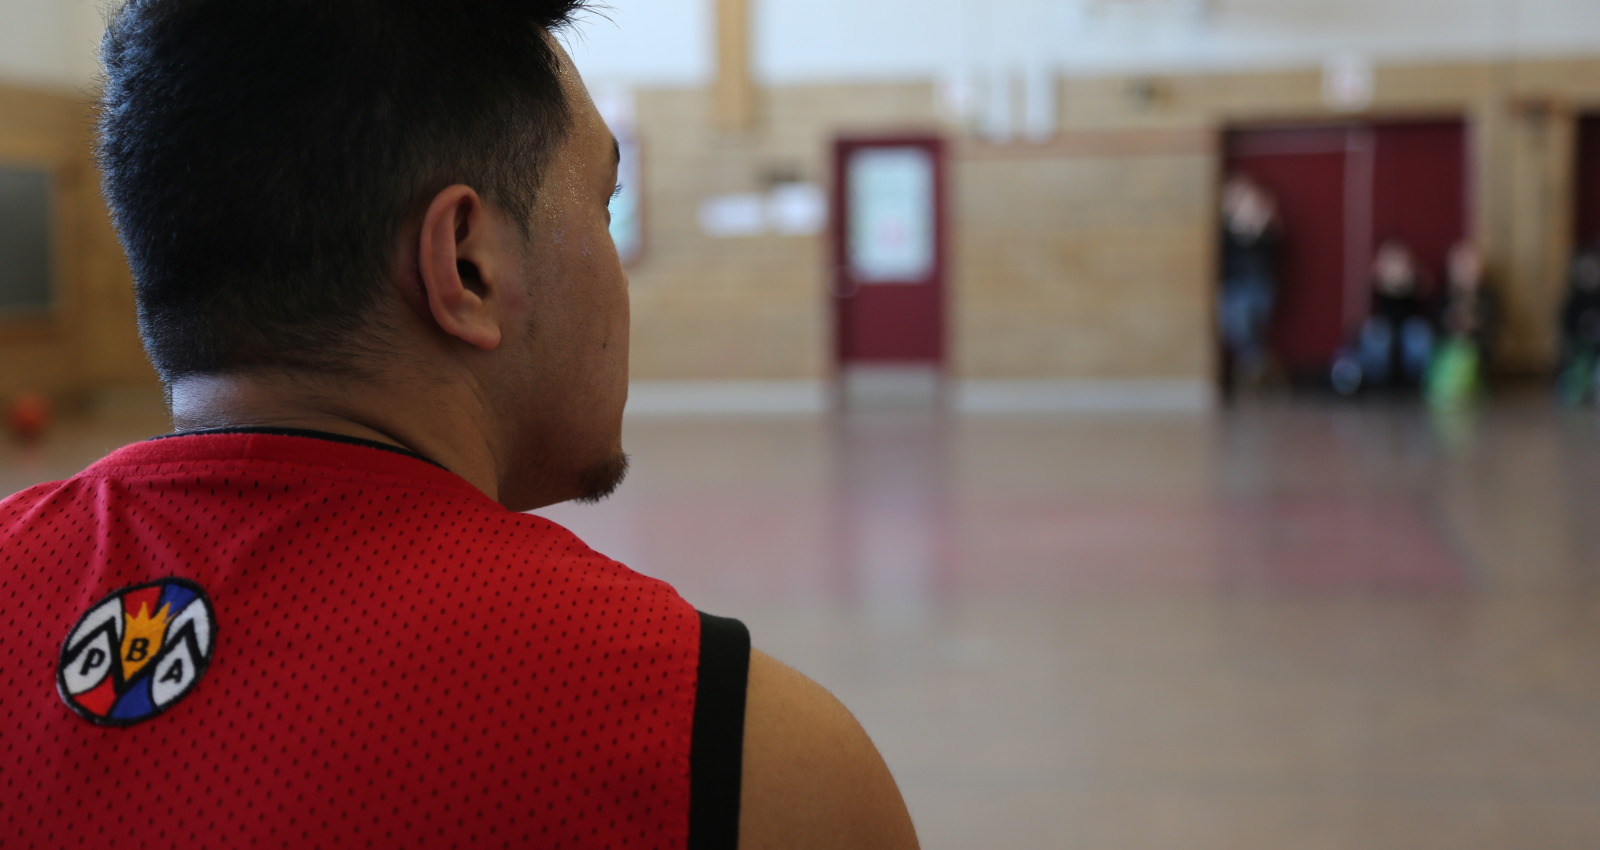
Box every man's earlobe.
[417,185,503,351]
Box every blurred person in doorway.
[1331,239,1433,395]
[1426,241,1499,407]
[1360,239,1432,390]
[1559,242,1600,405]
[1218,174,1283,396]
[0,2,920,848]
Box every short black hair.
[97,0,589,381]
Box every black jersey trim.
[689,611,750,850]
[154,426,447,470]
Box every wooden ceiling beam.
[714,0,757,133]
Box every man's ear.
[416,184,509,351]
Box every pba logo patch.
[57,579,217,726]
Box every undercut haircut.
[97,0,589,381]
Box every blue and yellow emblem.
[57,578,217,726]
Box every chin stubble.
[573,451,630,504]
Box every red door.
[1575,114,1600,248]
[1224,120,1469,374]
[1225,127,1358,371]
[830,137,947,366]
[1370,120,1471,291]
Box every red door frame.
[828,135,949,369]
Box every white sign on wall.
[767,183,827,235]
[1323,53,1375,112]
[697,183,828,238]
[698,193,768,237]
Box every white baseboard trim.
[625,380,831,415]
[953,379,1214,413]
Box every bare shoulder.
[739,648,920,850]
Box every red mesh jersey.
[0,431,731,849]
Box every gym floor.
[7,394,1600,849]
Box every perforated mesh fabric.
[1,432,700,848]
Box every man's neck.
[167,372,503,503]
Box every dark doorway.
[1223,119,1471,376]
[1575,114,1600,249]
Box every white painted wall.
[0,0,709,91]
[564,0,711,90]
[5,0,1600,91]
[0,0,106,89]
[756,0,1600,83]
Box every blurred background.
[5,0,1600,847]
